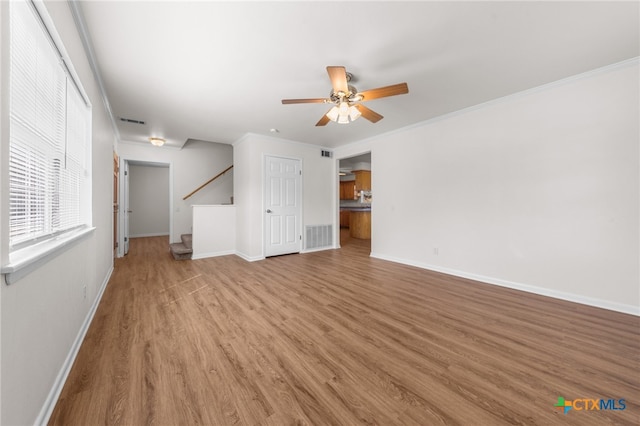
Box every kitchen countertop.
[340,206,371,212]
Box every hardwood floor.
[50,236,639,425]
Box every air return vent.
[321,150,332,158]
[119,117,146,125]
[305,225,333,250]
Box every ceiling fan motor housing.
[330,84,359,104]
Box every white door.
[264,156,302,257]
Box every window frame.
[1,0,94,284]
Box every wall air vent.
[321,150,332,158]
[119,117,146,125]
[305,225,333,250]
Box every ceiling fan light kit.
[282,66,408,126]
[326,101,361,124]
[326,106,340,122]
[348,104,361,121]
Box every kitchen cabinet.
[353,170,371,191]
[340,181,356,200]
[340,210,350,228]
[349,211,371,239]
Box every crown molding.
[340,56,640,151]
[68,0,120,142]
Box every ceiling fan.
[281,66,409,126]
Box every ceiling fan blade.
[355,104,383,123]
[327,66,349,94]
[315,112,331,126]
[282,98,328,104]
[358,83,409,101]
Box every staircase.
[169,234,193,260]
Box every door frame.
[336,151,372,248]
[118,158,174,257]
[263,154,303,257]
[122,160,130,255]
[113,151,119,258]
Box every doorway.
[338,152,372,249]
[264,155,302,257]
[118,159,173,257]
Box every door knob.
[266,209,272,213]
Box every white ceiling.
[77,1,639,149]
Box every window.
[9,1,91,249]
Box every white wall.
[129,164,170,237]
[118,140,233,242]
[0,1,117,424]
[192,205,236,259]
[233,133,336,261]
[335,60,639,315]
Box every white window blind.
[9,1,91,248]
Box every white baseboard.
[130,233,169,238]
[192,249,236,260]
[35,265,114,425]
[235,252,265,262]
[370,252,639,317]
[301,246,338,254]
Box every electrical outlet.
[83,285,87,299]
[433,247,439,255]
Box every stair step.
[181,233,193,250]
[169,242,192,260]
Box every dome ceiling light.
[149,137,165,147]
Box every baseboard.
[235,252,265,262]
[35,265,114,425]
[129,233,170,238]
[370,252,639,317]
[192,249,236,260]
[301,246,338,254]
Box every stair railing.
[183,164,234,200]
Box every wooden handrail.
[183,165,234,200]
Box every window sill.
[2,226,96,285]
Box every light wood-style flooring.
[50,234,639,425]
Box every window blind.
[9,1,91,248]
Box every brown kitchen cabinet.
[353,170,371,192]
[340,181,356,200]
[340,210,350,228]
[349,211,371,239]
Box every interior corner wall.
[232,136,258,260]
[233,133,336,260]
[338,60,639,314]
[117,140,233,243]
[0,1,117,425]
[128,165,170,237]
